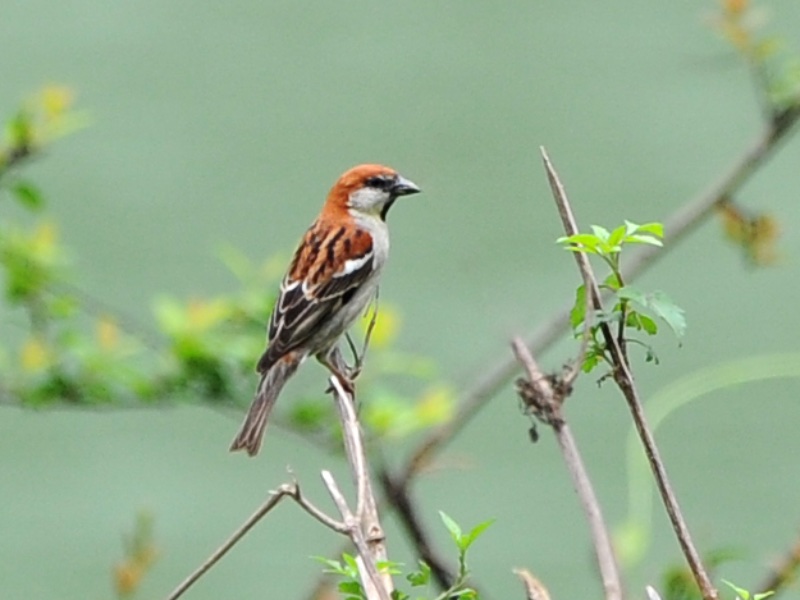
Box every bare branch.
[512,338,622,600]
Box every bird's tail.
[229,357,300,456]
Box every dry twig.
[513,568,552,600]
[166,481,338,600]
[512,338,622,600]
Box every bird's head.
[325,164,421,221]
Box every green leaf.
[439,511,462,545]
[582,350,602,373]
[557,233,601,253]
[647,290,687,339]
[607,224,627,247]
[616,286,647,306]
[407,561,431,587]
[338,581,363,595]
[342,553,360,576]
[626,234,663,247]
[590,225,610,241]
[562,245,598,255]
[313,555,346,575]
[617,287,686,339]
[11,181,44,211]
[634,221,664,237]
[376,560,403,576]
[637,313,658,335]
[462,519,494,551]
[570,285,586,330]
[722,579,751,600]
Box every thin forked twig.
[166,481,343,600]
[540,147,719,600]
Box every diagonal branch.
[757,531,800,598]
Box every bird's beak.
[391,175,421,197]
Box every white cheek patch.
[349,188,389,215]
[337,253,372,277]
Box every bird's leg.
[348,289,380,380]
[320,346,356,396]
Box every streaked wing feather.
[257,229,374,373]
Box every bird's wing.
[256,221,374,373]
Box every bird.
[230,164,421,456]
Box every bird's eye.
[365,175,391,190]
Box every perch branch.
[325,375,393,600]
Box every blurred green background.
[3,1,800,598]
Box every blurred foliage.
[113,511,158,599]
[717,197,781,266]
[711,0,800,115]
[0,87,454,451]
[709,0,800,267]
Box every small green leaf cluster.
[557,221,686,372]
[722,580,774,600]
[317,512,492,600]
